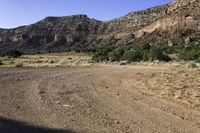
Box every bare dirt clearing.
[0,65,200,133]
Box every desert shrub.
[140,43,151,51]
[73,47,81,53]
[35,60,43,63]
[147,47,171,61]
[179,39,200,61]
[121,45,171,62]
[188,63,198,68]
[169,39,185,54]
[92,51,109,62]
[9,61,15,65]
[92,47,115,62]
[87,48,98,53]
[121,48,143,62]
[5,49,23,58]
[49,60,55,64]
[92,43,171,62]
[109,48,125,61]
[197,56,200,63]
[142,52,150,61]
[0,61,3,65]
[36,51,41,54]
[179,49,200,61]
[14,62,24,67]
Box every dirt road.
[0,65,200,133]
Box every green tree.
[109,48,125,61]
[147,47,171,61]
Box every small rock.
[188,63,198,68]
[56,101,61,104]
[39,90,45,94]
[62,104,72,108]
[115,120,120,124]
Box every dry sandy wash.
[0,65,200,133]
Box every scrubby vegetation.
[92,43,171,62]
[109,48,125,61]
[92,48,112,62]
[2,49,23,58]
[144,46,171,62]
[92,34,200,63]
[179,49,200,61]
[0,53,92,67]
[14,61,24,67]
[121,48,143,62]
[0,60,3,65]
[178,35,200,63]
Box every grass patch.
[0,53,92,68]
[9,60,15,65]
[14,61,24,67]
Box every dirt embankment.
[0,65,200,133]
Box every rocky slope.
[0,0,199,53]
[0,15,102,53]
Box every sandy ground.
[0,64,200,133]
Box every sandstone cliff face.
[0,0,199,53]
[134,0,200,38]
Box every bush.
[92,51,109,62]
[9,61,15,65]
[179,49,200,61]
[0,61,3,65]
[92,47,115,62]
[14,62,24,67]
[92,44,172,62]
[179,39,200,61]
[197,56,200,63]
[121,46,171,62]
[121,48,143,62]
[140,43,151,51]
[142,52,150,61]
[49,60,55,64]
[5,49,23,58]
[147,47,171,61]
[178,34,200,61]
[109,48,124,61]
